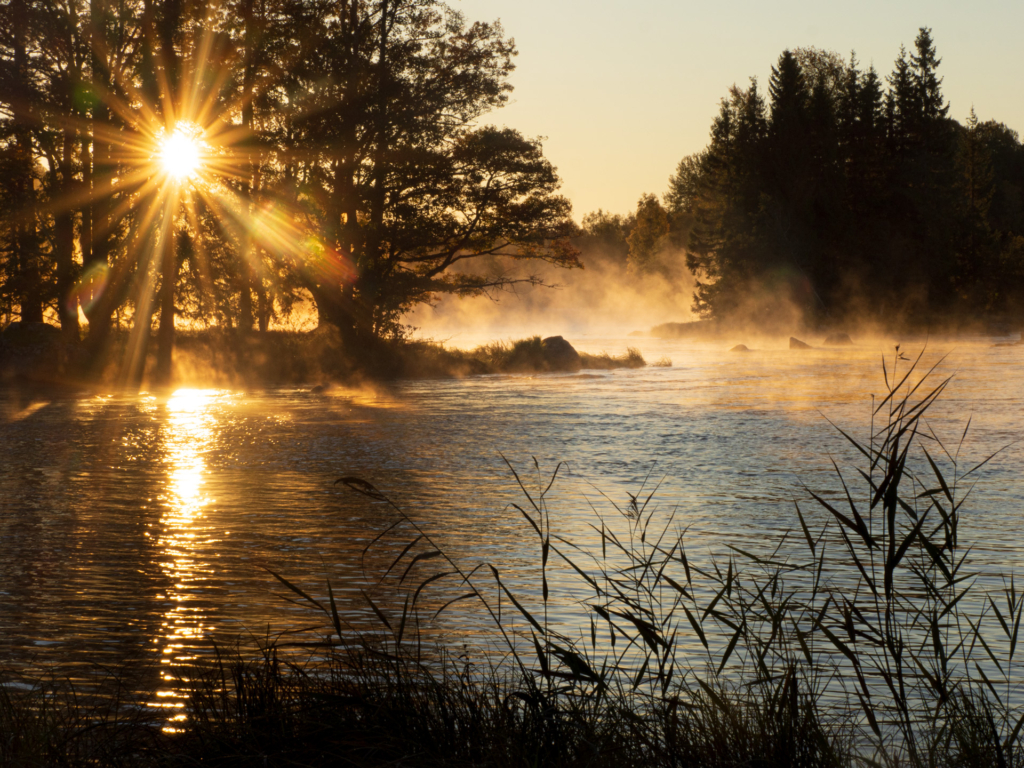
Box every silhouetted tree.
[0,0,579,375]
[674,29,1024,327]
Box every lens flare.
[158,122,205,181]
[66,260,110,316]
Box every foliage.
[626,193,669,274]
[0,0,578,373]
[670,28,1024,328]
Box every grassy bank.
[3,350,1020,767]
[171,332,647,384]
[0,329,648,388]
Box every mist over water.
[405,250,695,342]
[1,337,1022,713]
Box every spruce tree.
[886,46,918,155]
[912,27,949,124]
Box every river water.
[1,335,1022,720]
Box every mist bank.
[405,241,694,343]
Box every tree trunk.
[236,0,257,332]
[83,0,114,362]
[11,0,43,323]
[155,226,177,384]
[56,133,79,342]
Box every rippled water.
[1,336,1022,718]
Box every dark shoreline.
[0,327,649,392]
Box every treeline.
[597,29,1024,330]
[0,0,577,378]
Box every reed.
[2,348,1019,767]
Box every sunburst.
[158,122,206,182]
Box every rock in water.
[0,322,67,383]
[823,333,853,346]
[730,344,749,352]
[789,336,812,350]
[541,336,582,372]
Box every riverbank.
[0,325,648,389]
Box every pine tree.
[886,45,917,156]
[912,27,949,124]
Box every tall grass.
[473,336,646,372]
[253,346,1019,766]
[2,347,1020,767]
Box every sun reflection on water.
[150,388,223,729]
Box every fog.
[405,248,696,346]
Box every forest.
[595,28,1024,331]
[1,12,1023,381]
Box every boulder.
[823,333,854,346]
[541,336,582,372]
[789,336,812,350]
[0,322,68,382]
[730,344,749,352]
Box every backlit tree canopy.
[0,0,578,376]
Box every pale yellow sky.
[459,0,1024,220]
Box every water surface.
[1,336,1022,717]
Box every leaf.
[382,535,423,582]
[396,595,411,646]
[808,489,876,549]
[552,644,602,685]
[490,565,544,635]
[432,592,477,620]
[399,550,442,584]
[717,622,744,675]
[794,502,815,556]
[917,530,952,584]
[263,567,326,613]
[1006,710,1024,754]
[632,657,649,691]
[412,570,456,607]
[815,618,859,667]
[661,574,692,601]
[361,590,392,632]
[856,690,882,738]
[335,476,388,501]
[326,578,344,640]
[695,678,731,715]
[682,604,708,650]
[609,609,667,653]
[514,503,541,538]
[888,507,929,573]
[921,447,953,505]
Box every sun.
[158,122,205,181]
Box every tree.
[685,80,770,320]
[952,107,996,307]
[288,2,577,346]
[626,193,668,274]
[0,0,578,378]
[912,27,948,126]
[674,29,1024,328]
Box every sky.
[458,0,1024,220]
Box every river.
[1,335,1022,721]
